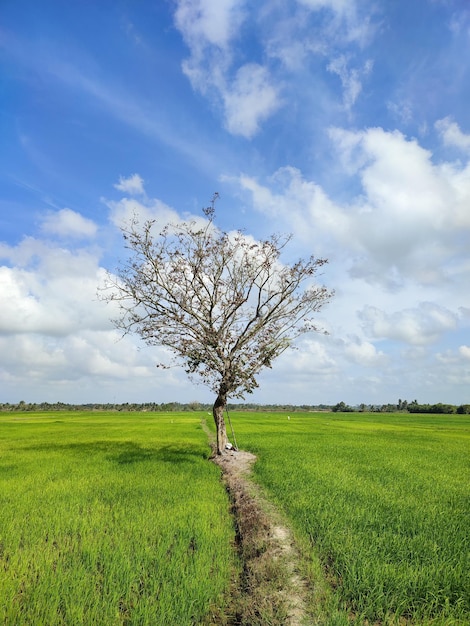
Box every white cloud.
[358,303,458,346]
[173,0,378,135]
[230,122,470,403]
[263,0,376,77]
[435,117,470,152]
[236,166,347,256]
[105,175,216,235]
[343,336,387,366]
[327,55,373,110]
[0,239,111,336]
[254,333,390,405]
[255,335,339,398]
[0,330,180,401]
[237,125,470,290]
[174,1,282,137]
[174,0,242,89]
[41,208,97,238]
[105,175,182,228]
[2,174,469,406]
[223,64,280,137]
[0,219,190,402]
[174,0,245,50]
[330,126,470,285]
[104,195,181,230]
[436,345,470,365]
[296,0,375,46]
[114,173,145,195]
[387,100,413,125]
[459,345,470,359]
[432,345,470,392]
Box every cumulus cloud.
[432,345,470,392]
[329,125,470,285]
[255,333,390,405]
[174,0,280,138]
[172,0,378,136]
[237,125,470,289]
[223,64,280,137]
[1,171,468,405]
[256,335,339,399]
[358,303,459,346]
[105,196,179,229]
[435,117,470,152]
[230,120,470,402]
[104,174,221,238]
[104,175,200,229]
[174,0,245,50]
[114,173,145,195]
[41,208,98,238]
[175,0,348,138]
[0,204,189,401]
[236,166,346,257]
[0,241,111,336]
[342,336,387,366]
[0,329,182,403]
[459,345,470,359]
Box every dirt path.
[203,422,312,625]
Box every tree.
[101,196,333,454]
[332,401,353,413]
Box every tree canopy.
[102,197,333,453]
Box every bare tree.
[102,196,333,454]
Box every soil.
[206,433,312,626]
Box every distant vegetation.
[3,400,470,414]
[332,400,470,414]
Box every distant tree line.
[0,401,212,413]
[333,399,470,414]
[0,401,332,413]
[2,400,469,414]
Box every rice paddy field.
[232,410,470,625]
[0,412,236,625]
[1,409,469,625]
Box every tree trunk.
[213,391,228,455]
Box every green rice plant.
[230,411,470,625]
[0,412,237,625]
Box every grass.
[228,411,470,625]
[2,410,469,625]
[0,412,236,625]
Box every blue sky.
[1,0,469,406]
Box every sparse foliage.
[102,196,333,453]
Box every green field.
[1,410,469,625]
[231,411,470,625]
[0,412,236,625]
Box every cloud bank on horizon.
[0,0,469,405]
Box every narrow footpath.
[202,421,314,626]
